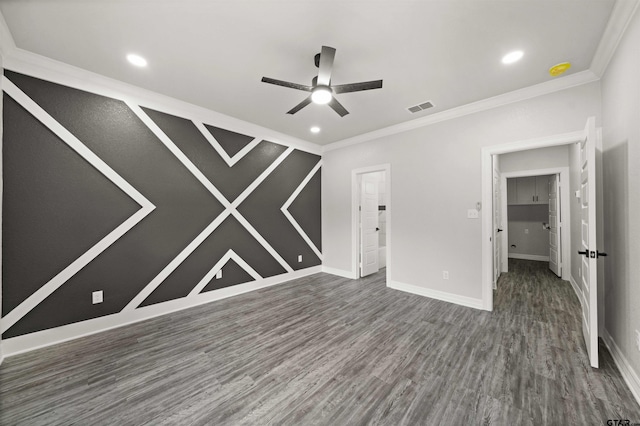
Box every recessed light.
[549,62,571,77]
[310,126,321,134]
[127,53,147,67]
[502,50,524,65]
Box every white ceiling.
[0,0,616,145]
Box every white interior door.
[549,174,561,277]
[360,174,379,277]
[493,157,503,288]
[580,117,599,368]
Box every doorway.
[482,117,603,368]
[351,164,391,280]
[501,169,570,281]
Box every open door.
[579,117,602,368]
[492,156,503,288]
[549,174,561,277]
[360,174,379,277]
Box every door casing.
[351,164,391,280]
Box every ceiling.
[0,0,616,146]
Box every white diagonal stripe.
[193,121,262,167]
[123,108,294,308]
[122,210,232,311]
[127,104,231,208]
[188,249,262,297]
[281,160,323,260]
[231,210,294,273]
[1,77,156,333]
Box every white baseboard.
[602,329,640,407]
[508,253,550,262]
[387,280,483,310]
[2,266,321,357]
[322,266,357,279]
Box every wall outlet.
[524,228,529,234]
[216,269,223,279]
[467,209,479,219]
[635,330,640,352]
[92,290,103,304]
[443,271,449,280]
[298,254,303,263]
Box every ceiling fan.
[261,46,383,117]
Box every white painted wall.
[500,145,569,172]
[601,5,640,384]
[322,82,601,301]
[507,203,549,258]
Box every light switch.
[467,209,479,219]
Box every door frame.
[481,129,585,311]
[500,167,571,282]
[351,164,391,280]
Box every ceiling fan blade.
[287,96,313,115]
[261,77,313,92]
[328,97,349,117]
[316,46,336,86]
[332,80,383,94]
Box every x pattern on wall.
[1,71,322,338]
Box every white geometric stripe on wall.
[0,77,156,333]
[193,121,262,167]
[281,160,323,260]
[188,249,262,298]
[122,104,295,312]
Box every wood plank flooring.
[1,259,639,425]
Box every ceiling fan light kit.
[311,86,332,104]
[261,45,383,117]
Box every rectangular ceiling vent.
[407,101,434,114]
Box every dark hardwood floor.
[1,259,639,425]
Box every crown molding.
[590,0,640,77]
[323,70,599,153]
[2,46,321,155]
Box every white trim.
[281,160,323,260]
[351,164,391,283]
[321,266,357,279]
[1,266,322,357]
[120,115,296,311]
[482,128,588,311]
[193,121,262,168]
[122,211,231,311]
[387,280,483,310]
[127,103,231,207]
[602,329,640,407]
[590,0,640,77]
[507,254,550,262]
[3,48,321,156]
[188,249,262,297]
[1,78,156,333]
[323,72,598,152]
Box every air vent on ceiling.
[407,101,434,114]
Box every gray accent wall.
[1,71,321,339]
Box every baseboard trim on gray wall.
[321,266,357,279]
[508,253,550,262]
[387,280,484,310]
[1,266,322,357]
[602,329,640,407]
